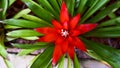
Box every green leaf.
[47,62,52,68]
[6,37,17,41]
[57,0,62,7]
[4,19,47,28]
[5,25,21,29]
[12,42,47,49]
[76,0,88,14]
[48,0,60,14]
[0,44,7,58]
[58,55,65,68]
[108,13,117,19]
[22,0,53,22]
[80,0,109,23]
[74,53,80,68]
[30,45,54,68]
[18,42,47,56]
[98,17,120,27]
[18,49,37,56]
[13,8,31,19]
[8,0,16,7]
[0,33,7,58]
[22,36,39,40]
[67,55,72,68]
[37,0,59,20]
[29,55,40,67]
[7,30,43,37]
[88,1,120,23]
[80,0,99,23]
[96,26,120,31]
[86,50,103,61]
[22,14,52,27]
[86,0,95,7]
[0,0,8,19]
[84,26,120,38]
[5,60,14,68]
[65,0,75,16]
[81,37,120,68]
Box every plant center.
[61,29,69,37]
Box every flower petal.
[61,39,68,54]
[70,30,81,36]
[74,37,87,52]
[60,1,69,23]
[68,45,75,59]
[52,20,62,29]
[77,24,97,34]
[52,44,63,66]
[35,27,55,34]
[69,14,80,29]
[38,33,58,42]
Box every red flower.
[35,1,97,66]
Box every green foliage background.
[0,0,120,68]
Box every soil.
[5,0,120,59]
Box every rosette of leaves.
[3,0,120,68]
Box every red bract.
[35,1,97,66]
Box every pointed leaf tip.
[52,20,62,29]
[77,23,98,34]
[68,45,75,59]
[60,1,69,23]
[74,37,87,52]
[52,61,56,67]
[70,14,80,29]
[52,45,63,66]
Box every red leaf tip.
[52,58,57,67]
[60,1,69,23]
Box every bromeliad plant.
[35,2,97,65]
[2,0,120,68]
